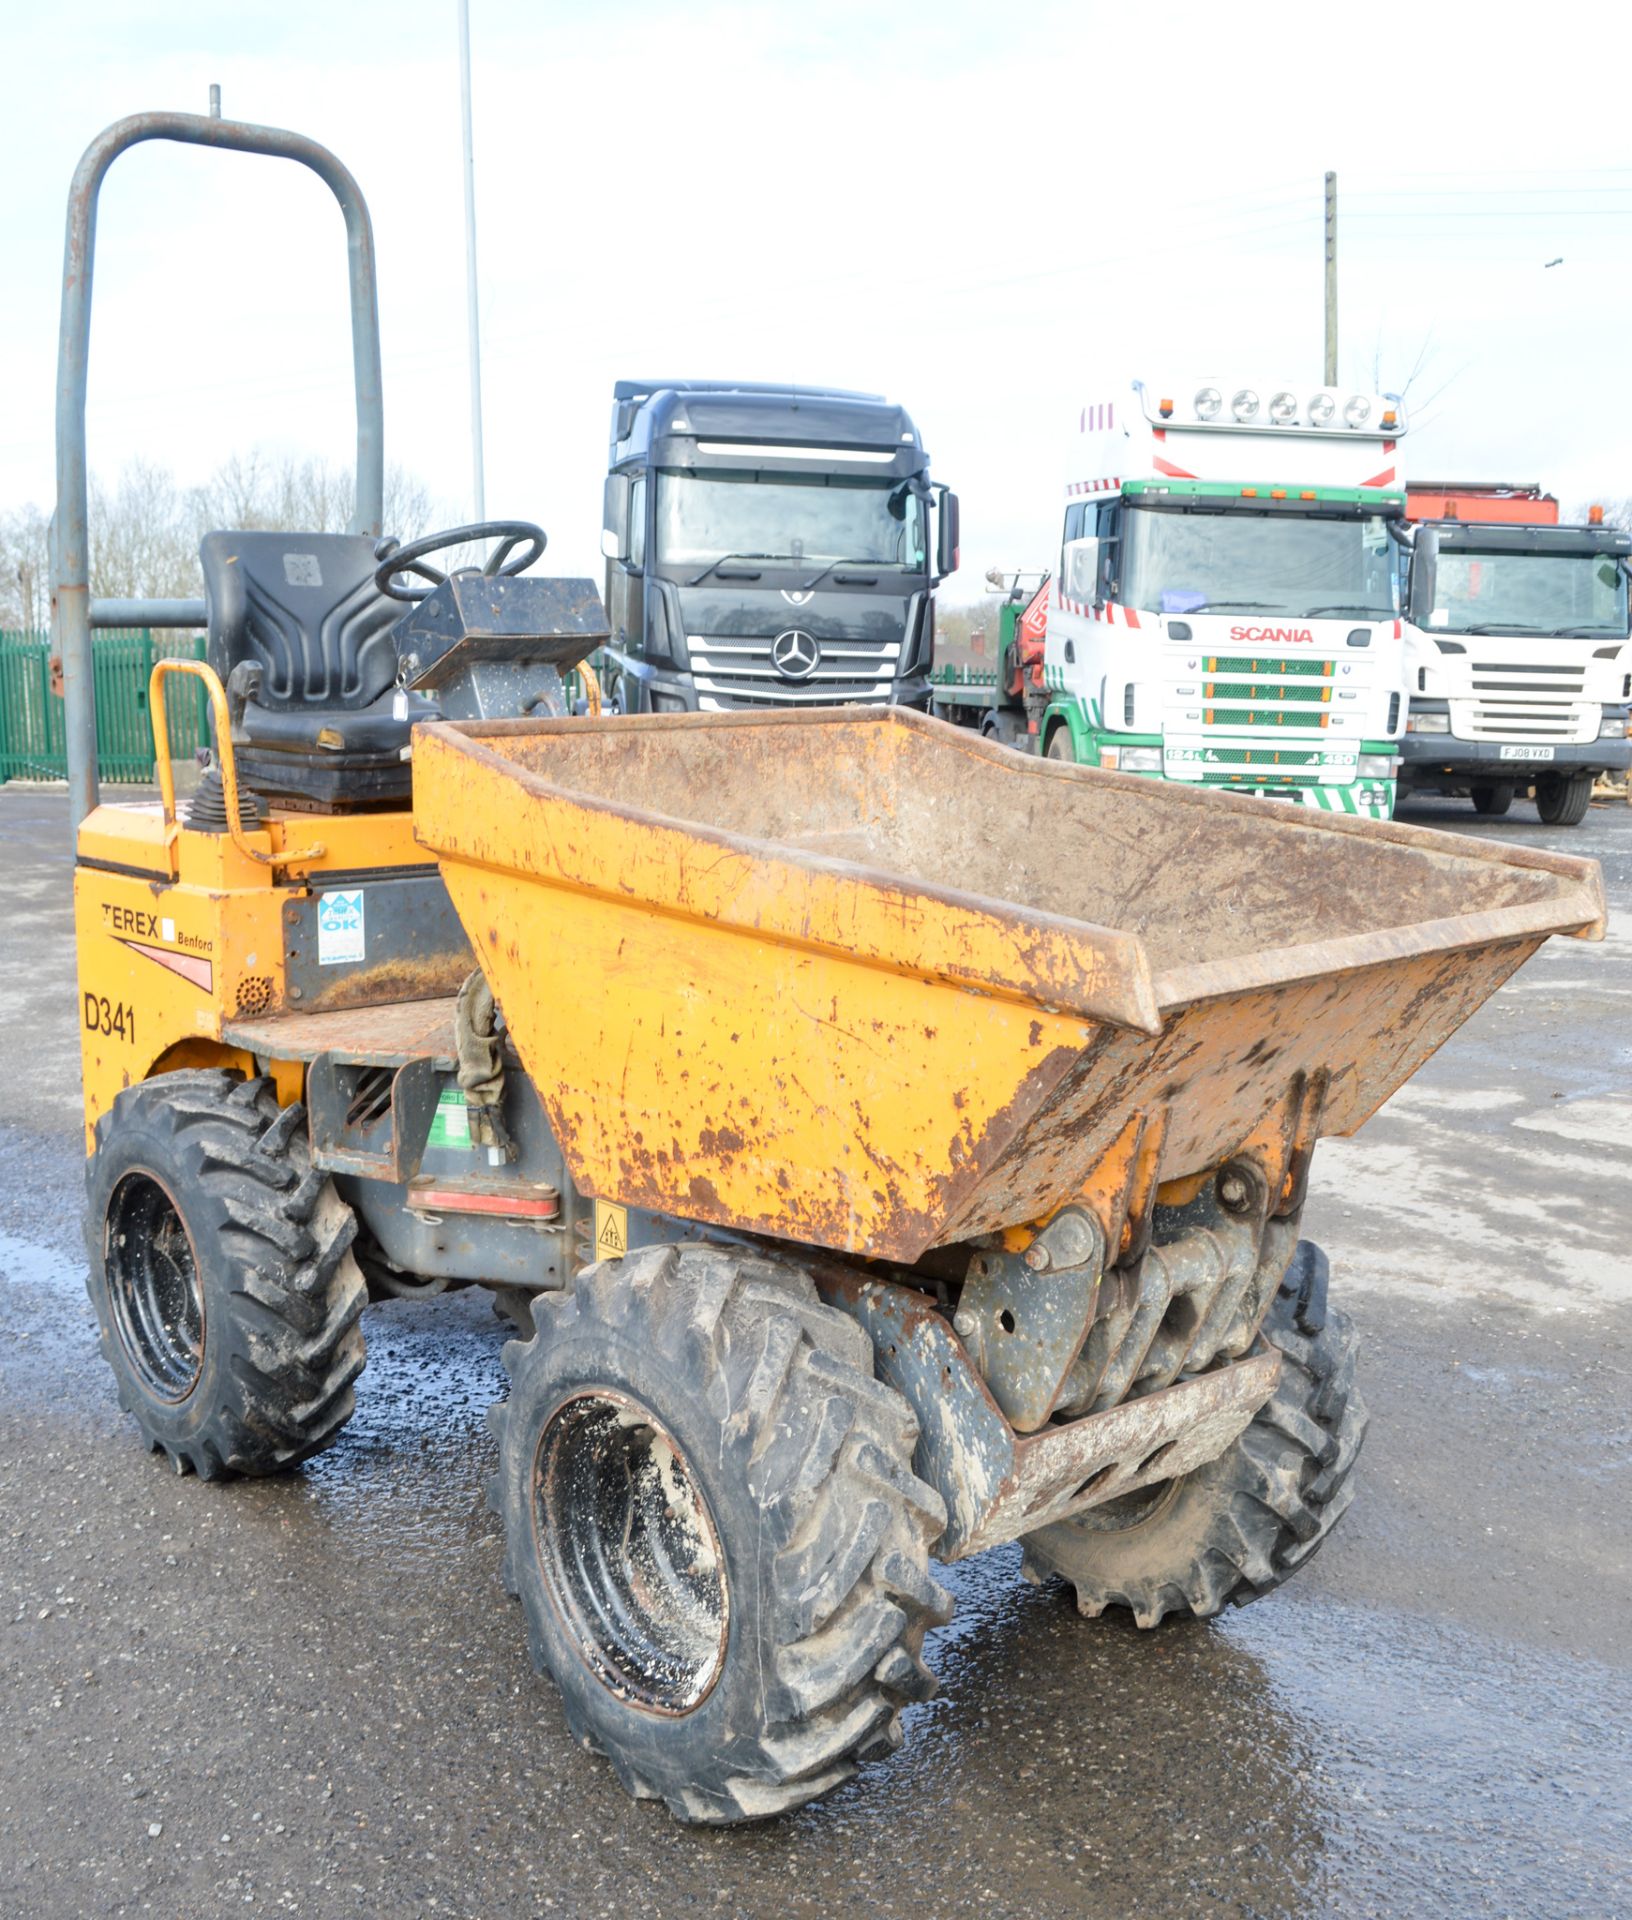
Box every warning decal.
[594,1200,628,1257]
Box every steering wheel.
[374,520,547,603]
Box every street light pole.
[457,0,486,519]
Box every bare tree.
[90,460,203,603]
[194,451,434,543]
[935,594,1005,665]
[0,504,50,631]
[1369,325,1464,427]
[0,450,442,632]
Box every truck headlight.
[1269,390,1298,423]
[1407,711,1450,734]
[1600,714,1629,739]
[1344,395,1372,428]
[1232,388,1260,422]
[1358,753,1397,778]
[1118,746,1164,773]
[1307,392,1335,426]
[1194,385,1222,420]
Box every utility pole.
[457,0,486,519]
[1323,170,1338,387]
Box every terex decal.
[115,937,213,994]
[1228,625,1314,645]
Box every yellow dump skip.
[412,708,1604,1262]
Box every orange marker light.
[1300,489,1317,499]
[1590,503,1605,526]
[1270,488,1287,500]
[1159,396,1174,418]
[1241,487,1258,498]
[1381,408,1398,428]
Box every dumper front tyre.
[487,1243,952,1823]
[1019,1247,1366,1627]
[84,1071,367,1479]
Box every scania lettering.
[598,380,958,714]
[1036,380,1411,818]
[1400,484,1632,827]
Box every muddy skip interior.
[456,707,1577,973]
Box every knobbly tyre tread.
[486,1243,952,1824]
[1019,1243,1367,1627]
[85,1070,367,1479]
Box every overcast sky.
[5,0,1631,597]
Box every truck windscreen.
[1424,549,1629,637]
[655,470,925,571]
[1123,506,1396,620]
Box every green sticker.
[427,1087,473,1150]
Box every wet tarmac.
[2,785,1629,1918]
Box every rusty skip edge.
[812,1257,1282,1561]
[411,723,1166,1033]
[410,722,1606,1051]
[424,701,1612,914]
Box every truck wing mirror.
[936,488,961,579]
[1408,525,1438,622]
[601,473,630,561]
[1064,536,1100,606]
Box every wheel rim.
[532,1389,729,1715]
[1065,1476,1182,1535]
[104,1171,205,1402]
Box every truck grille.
[688,636,901,709]
[1462,659,1592,742]
[1200,655,1335,730]
[1196,749,1326,786]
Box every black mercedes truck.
[598,380,958,713]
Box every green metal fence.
[0,630,210,784]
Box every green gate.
[0,630,210,784]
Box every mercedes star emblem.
[771,629,821,680]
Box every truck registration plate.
[1498,745,1556,761]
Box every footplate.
[816,1266,1281,1561]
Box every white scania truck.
[1398,484,1632,825]
[1038,380,1410,817]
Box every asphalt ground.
[1,782,1629,1919]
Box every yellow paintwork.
[441,860,1096,1260]
[413,723,1113,1261]
[73,794,423,1152]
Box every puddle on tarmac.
[794,1552,1632,1915]
[0,1230,87,1299]
[297,1290,512,1574]
[5,1256,1627,1913]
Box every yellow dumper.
[59,111,1606,1825]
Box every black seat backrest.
[200,531,401,712]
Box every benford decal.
[1228,625,1315,644]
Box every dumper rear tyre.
[84,1070,367,1479]
[1019,1246,1366,1627]
[1535,772,1593,826]
[487,1243,952,1823]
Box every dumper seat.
[200,530,437,808]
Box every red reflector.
[414,1188,560,1219]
